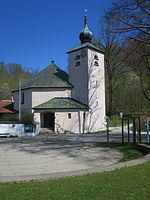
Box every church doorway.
[42,112,55,131]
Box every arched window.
[75,55,80,60]
[94,55,99,60]
[75,61,80,66]
[94,61,99,66]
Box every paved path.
[0,132,149,183]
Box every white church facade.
[13,15,106,133]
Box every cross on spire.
[84,9,87,27]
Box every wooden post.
[106,117,109,144]
[127,118,130,144]
[122,118,124,144]
[133,118,136,144]
[138,117,141,143]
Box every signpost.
[104,116,109,143]
[120,112,124,144]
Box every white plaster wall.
[68,49,88,105]
[55,110,84,133]
[13,88,71,112]
[34,112,41,124]
[32,88,71,108]
[86,49,106,131]
[33,109,85,133]
[68,47,106,132]
[13,89,32,111]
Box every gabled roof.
[0,101,17,114]
[13,63,73,91]
[33,97,88,110]
[67,42,105,54]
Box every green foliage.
[108,115,121,127]
[124,113,149,119]
[110,71,149,115]
[21,111,34,123]
[0,114,17,122]
[0,161,149,200]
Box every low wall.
[0,124,39,137]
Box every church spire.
[79,10,93,44]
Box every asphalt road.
[0,129,149,182]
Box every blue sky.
[0,0,113,72]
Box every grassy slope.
[0,162,150,200]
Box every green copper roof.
[67,42,105,54]
[79,24,93,44]
[13,63,73,91]
[33,97,88,110]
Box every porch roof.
[33,97,88,110]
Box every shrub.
[109,115,121,127]
[0,114,17,122]
[21,110,34,124]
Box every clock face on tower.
[81,50,87,57]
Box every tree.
[107,0,150,46]
[106,0,150,104]
[97,16,134,116]
[0,82,10,99]
[124,39,150,102]
[0,62,32,100]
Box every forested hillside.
[0,62,32,100]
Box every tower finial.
[84,9,87,27]
[51,56,55,64]
[79,10,93,44]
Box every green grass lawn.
[97,142,149,162]
[0,162,149,200]
[85,130,112,134]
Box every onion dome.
[79,11,93,44]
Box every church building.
[13,14,106,133]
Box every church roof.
[67,42,105,54]
[33,97,88,110]
[13,63,73,91]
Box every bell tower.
[68,11,106,132]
